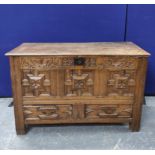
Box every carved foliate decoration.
[20,56,137,70]
[20,57,97,69]
[62,57,96,67]
[98,57,138,69]
[23,105,73,121]
[85,57,96,67]
[62,57,74,66]
[107,70,136,96]
[22,70,51,97]
[104,56,137,69]
[20,57,60,69]
[85,104,132,118]
[20,56,137,98]
[65,69,94,96]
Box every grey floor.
[0,97,155,150]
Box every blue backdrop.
[126,5,155,95]
[0,4,154,96]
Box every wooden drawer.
[23,103,132,124]
[23,104,73,122]
[85,104,132,119]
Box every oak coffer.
[5,42,150,134]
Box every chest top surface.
[5,42,150,57]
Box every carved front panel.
[20,56,97,69]
[64,69,94,96]
[101,56,138,69]
[20,56,138,98]
[107,70,136,97]
[23,105,73,121]
[20,57,61,69]
[20,56,138,69]
[22,70,51,97]
[85,104,132,119]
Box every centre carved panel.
[64,69,94,96]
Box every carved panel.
[62,57,96,67]
[23,105,73,121]
[97,56,138,69]
[22,70,51,97]
[20,56,137,98]
[62,57,74,66]
[20,57,97,69]
[64,69,94,96]
[20,56,137,70]
[107,70,136,96]
[85,104,132,119]
[20,57,60,69]
[85,57,96,67]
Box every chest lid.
[5,42,150,57]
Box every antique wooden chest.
[6,42,150,134]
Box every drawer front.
[23,103,132,124]
[23,104,73,121]
[85,104,132,119]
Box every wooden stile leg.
[10,57,26,135]
[129,58,148,132]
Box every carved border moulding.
[62,57,74,66]
[85,104,132,119]
[102,56,138,69]
[85,57,96,67]
[20,57,97,69]
[20,57,61,69]
[22,70,51,97]
[107,70,136,97]
[23,105,73,121]
[65,69,94,96]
